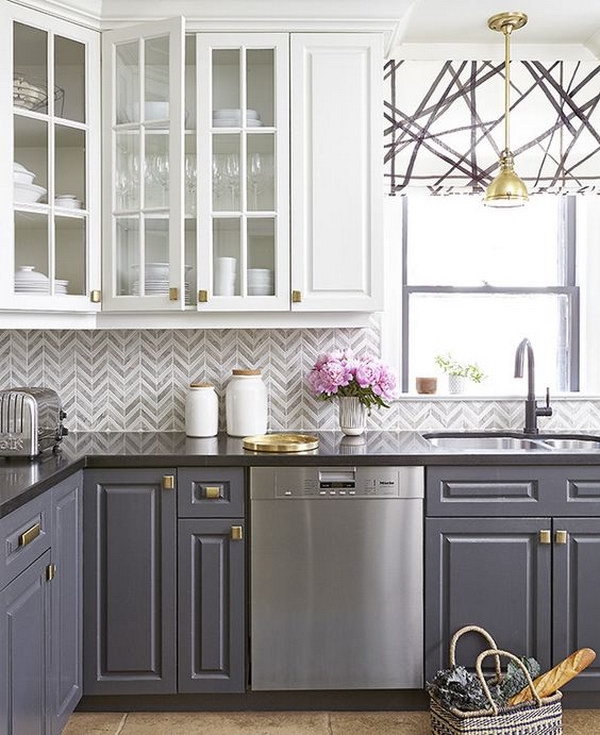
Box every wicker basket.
[430,626,563,735]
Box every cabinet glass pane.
[116,217,140,295]
[54,36,85,122]
[247,218,275,296]
[115,131,140,211]
[56,216,86,295]
[247,134,275,211]
[115,42,139,124]
[213,218,240,296]
[14,117,48,203]
[185,35,196,130]
[144,36,169,121]
[185,219,196,305]
[246,49,273,127]
[185,134,196,216]
[55,125,85,210]
[14,212,49,293]
[144,132,169,208]
[212,135,240,212]
[212,50,240,122]
[13,23,48,114]
[143,219,169,295]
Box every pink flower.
[373,365,397,401]
[354,360,381,388]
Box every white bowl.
[14,170,36,185]
[14,182,46,203]
[54,198,82,209]
[15,266,49,283]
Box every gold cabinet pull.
[19,523,41,547]
[169,287,179,301]
[555,530,568,545]
[539,529,551,545]
[231,526,243,541]
[205,486,221,499]
[292,290,302,303]
[198,289,209,303]
[90,289,101,303]
[162,475,175,490]
[46,564,56,581]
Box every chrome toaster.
[0,388,68,458]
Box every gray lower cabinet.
[50,473,83,735]
[425,517,552,681]
[0,549,52,735]
[553,518,600,691]
[178,519,246,693]
[83,469,177,695]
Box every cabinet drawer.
[0,491,51,590]
[426,466,547,516]
[177,469,245,518]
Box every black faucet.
[514,338,553,434]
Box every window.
[401,195,579,395]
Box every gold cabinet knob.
[292,290,302,303]
[90,289,101,303]
[168,287,179,301]
[205,486,221,499]
[231,526,243,541]
[162,475,175,490]
[198,289,209,303]
[46,564,56,581]
[539,529,551,545]
[555,530,568,545]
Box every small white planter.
[448,375,467,395]
[338,397,367,436]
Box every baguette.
[508,648,596,705]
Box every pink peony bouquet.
[307,349,397,411]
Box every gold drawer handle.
[46,564,56,581]
[162,475,175,490]
[539,529,551,545]
[19,523,41,547]
[555,530,568,545]
[205,486,221,499]
[231,526,243,541]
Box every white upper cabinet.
[102,17,185,311]
[0,2,101,312]
[194,33,289,311]
[290,34,383,312]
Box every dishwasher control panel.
[250,466,424,499]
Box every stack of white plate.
[13,162,46,204]
[55,279,69,295]
[213,109,263,128]
[14,265,50,293]
[248,268,274,296]
[55,194,83,209]
[130,263,193,301]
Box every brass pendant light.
[484,11,529,207]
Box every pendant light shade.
[484,11,529,207]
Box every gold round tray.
[242,433,319,453]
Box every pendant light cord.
[504,26,511,153]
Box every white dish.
[212,119,263,128]
[15,266,49,283]
[213,109,259,119]
[54,199,83,209]
[14,182,46,203]
[13,169,36,185]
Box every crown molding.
[585,28,600,58]
[9,0,102,28]
[391,42,598,62]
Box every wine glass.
[248,152,263,210]
[224,153,240,210]
[185,154,197,214]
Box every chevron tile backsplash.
[1,328,600,433]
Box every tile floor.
[64,710,600,734]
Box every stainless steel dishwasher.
[250,466,424,690]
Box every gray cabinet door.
[425,517,552,681]
[83,469,177,695]
[0,550,52,735]
[50,473,83,735]
[553,518,600,691]
[178,519,246,693]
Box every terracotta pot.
[416,377,437,395]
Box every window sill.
[398,393,600,401]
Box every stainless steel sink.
[424,432,600,451]
[424,434,545,451]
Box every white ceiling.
[403,0,600,45]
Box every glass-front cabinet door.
[103,18,185,311]
[0,4,100,311]
[193,34,289,311]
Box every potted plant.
[307,350,397,435]
[434,354,486,395]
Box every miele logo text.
[0,435,24,451]
[379,481,395,485]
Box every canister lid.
[232,369,261,376]
[190,382,214,388]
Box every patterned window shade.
[384,59,600,195]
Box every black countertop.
[2,430,600,518]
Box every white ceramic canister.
[185,383,219,437]
[226,369,268,437]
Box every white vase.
[225,369,268,437]
[448,375,466,394]
[338,397,367,436]
[185,383,219,437]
